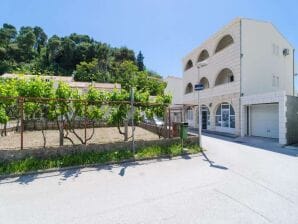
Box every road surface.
[1,135,298,224]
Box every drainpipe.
[293,49,295,96]
[239,19,243,136]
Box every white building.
[164,76,183,105]
[181,18,298,145]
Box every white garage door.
[251,104,279,139]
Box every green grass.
[0,143,201,176]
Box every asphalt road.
[1,135,298,224]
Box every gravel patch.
[0,127,160,150]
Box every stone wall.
[139,123,169,138]
[24,120,111,131]
[286,96,298,145]
[0,136,199,162]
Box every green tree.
[113,47,135,63]
[136,51,145,71]
[0,23,17,46]
[33,26,47,54]
[74,59,98,82]
[17,27,36,62]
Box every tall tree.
[136,51,145,71]
[0,23,17,46]
[33,26,47,54]
[113,47,135,63]
[17,26,36,62]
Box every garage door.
[251,104,279,139]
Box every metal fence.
[0,96,170,150]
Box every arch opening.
[184,60,193,71]
[197,50,209,62]
[215,102,235,129]
[215,35,234,53]
[199,77,210,89]
[215,68,234,86]
[185,82,193,94]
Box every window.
[201,105,210,127]
[272,44,280,56]
[272,75,279,87]
[187,109,193,120]
[230,75,234,82]
[215,103,235,129]
[215,35,234,53]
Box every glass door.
[222,109,230,128]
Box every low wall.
[24,120,111,131]
[0,136,199,162]
[139,122,169,138]
[286,96,298,145]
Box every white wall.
[240,91,287,145]
[181,18,241,105]
[181,19,242,133]
[164,76,183,105]
[241,19,294,96]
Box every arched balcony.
[199,77,210,89]
[197,49,209,62]
[215,35,234,53]
[184,60,193,71]
[185,82,193,94]
[215,68,234,86]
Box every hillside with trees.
[0,23,165,95]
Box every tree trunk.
[41,119,46,148]
[57,120,64,146]
[124,120,128,141]
[4,123,7,136]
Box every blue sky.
[0,0,297,81]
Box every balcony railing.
[182,81,240,104]
[200,81,240,99]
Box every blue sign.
[194,83,204,91]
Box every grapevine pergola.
[0,77,171,149]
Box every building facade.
[164,76,183,105]
[181,18,296,145]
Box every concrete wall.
[0,136,199,162]
[286,96,298,145]
[241,19,294,97]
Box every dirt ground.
[0,127,160,150]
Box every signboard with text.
[194,83,204,91]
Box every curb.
[0,152,201,180]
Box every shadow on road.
[15,173,38,185]
[0,154,202,184]
[59,169,81,181]
[201,150,228,170]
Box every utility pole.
[196,61,207,148]
[197,68,202,149]
[130,79,135,155]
